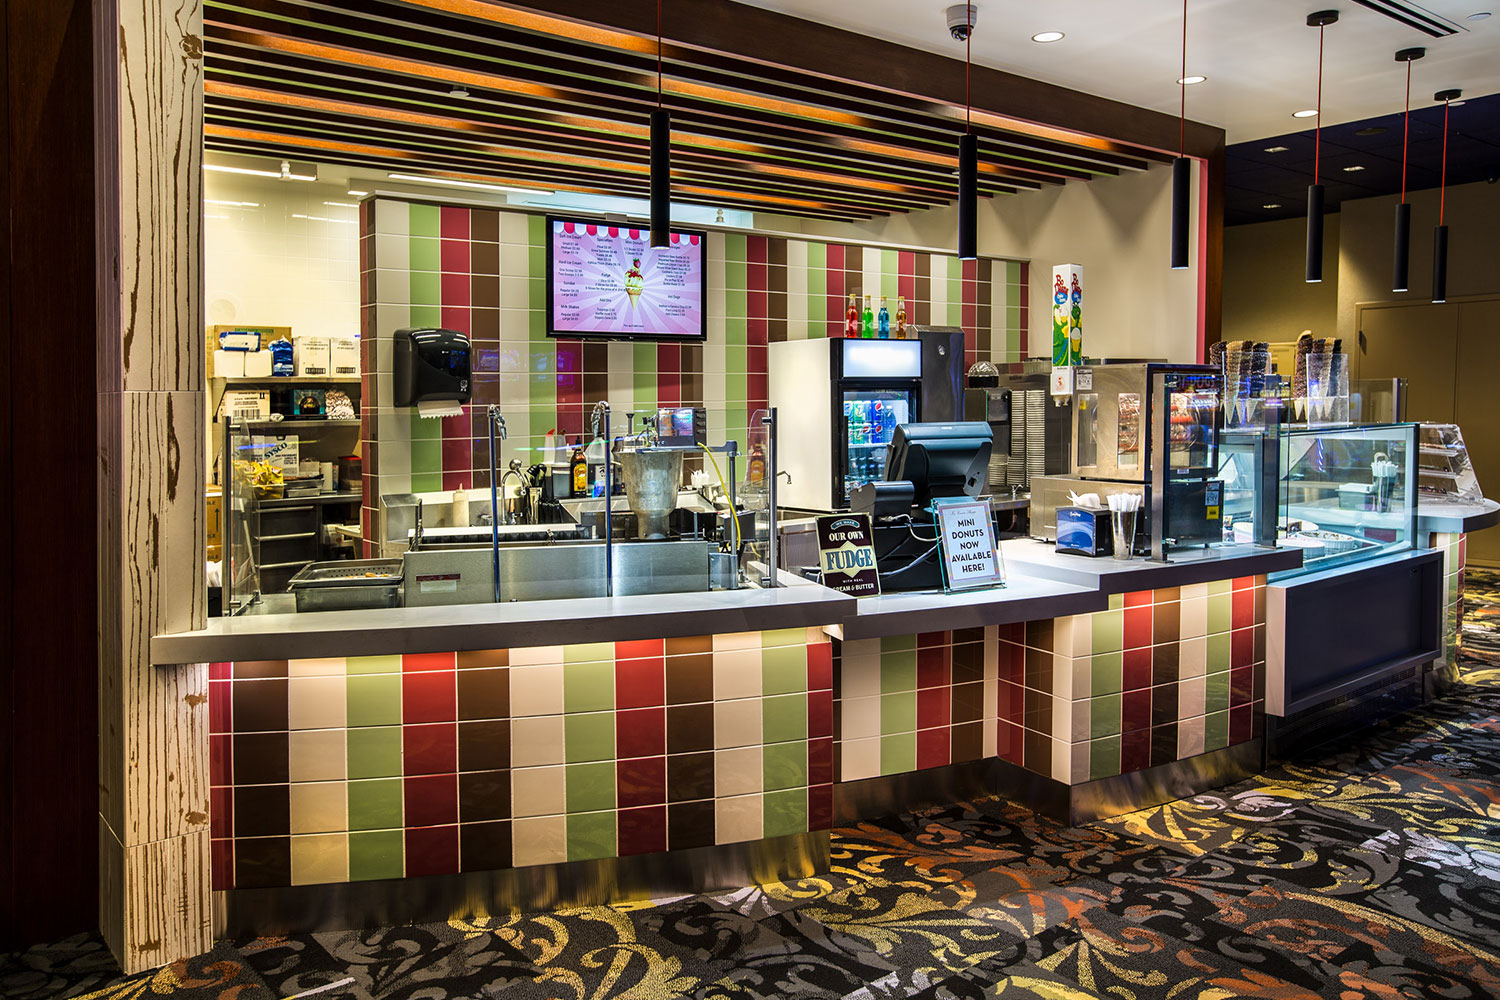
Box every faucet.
[591,400,613,597]
[487,407,507,603]
[500,459,529,525]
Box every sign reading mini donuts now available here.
[933,499,1005,592]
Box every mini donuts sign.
[934,499,1005,591]
[815,514,880,598]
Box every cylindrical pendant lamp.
[1171,157,1191,269]
[1391,48,1423,292]
[1305,10,1338,284]
[958,132,978,260]
[650,109,670,248]
[1432,88,1460,304]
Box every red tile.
[1232,587,1254,631]
[1231,627,1254,669]
[826,243,844,270]
[917,686,951,730]
[617,756,666,808]
[618,805,667,856]
[1123,606,1153,650]
[807,643,833,691]
[998,680,1023,724]
[406,824,459,877]
[617,707,666,760]
[1230,665,1254,707]
[998,721,1023,765]
[442,436,471,473]
[917,646,950,688]
[616,657,665,709]
[210,734,231,787]
[1229,704,1254,745]
[442,470,471,492]
[441,271,470,307]
[916,727,950,770]
[210,681,231,735]
[211,786,233,840]
[404,670,457,724]
[439,305,470,336]
[1122,688,1152,733]
[405,774,458,828]
[211,839,234,891]
[1123,647,1153,692]
[440,205,469,240]
[1121,729,1151,773]
[808,783,834,832]
[616,639,664,659]
[404,652,456,673]
[210,661,231,681]
[998,642,1024,686]
[917,631,948,648]
[441,237,470,274]
[809,737,834,786]
[747,234,768,265]
[404,722,457,775]
[1123,589,1153,608]
[807,690,834,739]
[1232,575,1255,591]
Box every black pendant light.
[649,0,670,248]
[1433,88,1461,304]
[1305,10,1337,284]
[957,4,978,261]
[1391,48,1424,292]
[1170,0,1191,270]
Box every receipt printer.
[393,327,472,407]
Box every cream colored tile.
[1178,676,1206,719]
[715,746,764,797]
[1180,598,1208,639]
[713,649,762,701]
[841,695,881,741]
[288,729,347,783]
[982,717,997,758]
[1178,716,1206,758]
[712,631,761,651]
[714,698,762,749]
[513,815,568,867]
[288,675,346,731]
[510,662,564,717]
[1051,738,1072,784]
[511,715,565,768]
[291,833,349,886]
[289,781,347,835]
[840,736,880,781]
[511,765,566,817]
[1181,636,1207,679]
[715,793,763,845]
[510,645,564,666]
[499,210,530,245]
[839,650,882,700]
[289,657,345,678]
[1180,582,1208,601]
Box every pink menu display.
[549,219,705,339]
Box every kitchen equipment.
[619,448,684,539]
[287,558,403,613]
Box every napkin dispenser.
[1055,505,1113,557]
[394,328,472,408]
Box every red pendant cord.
[1440,98,1450,225]
[966,18,971,133]
[1401,60,1411,203]
[656,0,662,108]
[1179,0,1187,158]
[1314,22,1325,185]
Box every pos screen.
[885,422,994,505]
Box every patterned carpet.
[7,571,1500,1000]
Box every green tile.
[565,761,616,813]
[1207,594,1232,635]
[346,675,401,728]
[564,661,614,713]
[410,471,442,494]
[565,642,614,663]
[880,733,916,775]
[347,777,403,830]
[565,712,615,763]
[762,741,807,792]
[880,691,916,735]
[1108,593,1125,610]
[1091,611,1124,654]
[1207,579,1232,596]
[1090,651,1122,696]
[409,236,439,273]
[1204,710,1229,751]
[527,245,545,276]
[1006,260,1020,284]
[1205,671,1230,715]
[879,651,916,694]
[347,655,401,675]
[807,263,825,298]
[410,270,440,306]
[349,829,404,881]
[725,371,748,403]
[879,634,916,652]
[410,437,441,480]
[726,287,747,318]
[761,646,806,696]
[1206,633,1232,673]
[567,810,616,862]
[761,628,805,648]
[409,203,439,238]
[409,408,440,440]
[807,241,826,269]
[763,788,807,839]
[762,693,807,745]
[409,304,440,327]
[724,232,747,263]
[1089,736,1121,780]
[527,213,546,245]
[346,726,402,779]
[1089,693,1121,738]
[528,278,546,311]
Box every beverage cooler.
[769,331,964,510]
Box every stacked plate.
[988,452,1009,489]
[1024,390,1046,486]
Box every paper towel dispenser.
[393,327,472,408]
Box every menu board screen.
[547,217,707,341]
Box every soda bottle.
[844,293,859,338]
[895,295,908,339]
[877,296,890,339]
[861,295,875,338]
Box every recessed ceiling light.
[449,85,470,98]
[1467,11,1491,19]
[1450,100,1467,107]
[1264,145,1290,153]
[1031,31,1065,42]
[347,189,370,197]
[1178,75,1207,85]
[1293,109,1319,118]
[1343,165,1365,171]
[1355,126,1388,136]
[387,172,552,196]
[1263,203,1283,209]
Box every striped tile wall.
[1432,531,1467,673]
[209,628,833,890]
[359,199,1027,549]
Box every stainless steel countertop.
[1416,498,1500,534]
[836,571,1105,641]
[999,538,1304,594]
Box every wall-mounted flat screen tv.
[546,216,707,341]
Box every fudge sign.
[934,499,1005,591]
[815,515,881,598]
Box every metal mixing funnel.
[619,449,683,539]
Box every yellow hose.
[701,446,742,552]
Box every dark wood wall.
[1,0,100,948]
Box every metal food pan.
[288,558,404,588]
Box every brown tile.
[457,667,509,721]
[234,784,289,838]
[666,704,714,754]
[234,835,291,890]
[458,719,510,772]
[471,307,499,341]
[1023,688,1052,733]
[665,635,712,656]
[666,654,714,705]
[471,275,499,309]
[459,769,511,823]
[1150,723,1179,767]
[471,209,499,243]
[232,731,288,785]
[583,372,608,403]
[1153,605,1181,645]
[458,648,508,670]
[1151,683,1179,729]
[1023,646,1053,693]
[951,642,985,685]
[233,678,288,733]
[1022,729,1051,777]
[460,819,511,872]
[472,240,499,276]
[1023,620,1053,652]
[583,341,608,373]
[1153,586,1181,605]
[952,721,983,763]
[1152,643,1180,686]
[668,799,714,851]
[666,751,714,801]
[951,681,985,724]
[952,627,985,645]
[233,660,287,680]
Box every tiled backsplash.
[357,199,1028,552]
[209,628,833,890]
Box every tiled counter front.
[1431,532,1467,678]
[209,628,833,890]
[833,578,1266,789]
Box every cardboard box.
[220,390,270,421]
[296,336,331,377]
[242,350,273,378]
[257,434,299,473]
[208,325,291,377]
[330,336,359,377]
[205,487,223,560]
[212,349,245,378]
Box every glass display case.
[1416,423,1483,503]
[222,421,269,614]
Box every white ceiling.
[731,0,1500,143]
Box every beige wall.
[1223,214,1340,345]
[763,161,1205,364]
